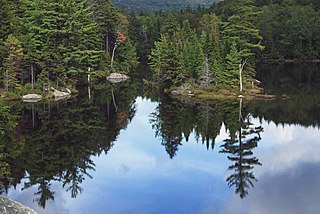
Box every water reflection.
[220,99,262,198]
[0,81,138,208]
[1,69,320,212]
[150,96,263,198]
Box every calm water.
[1,64,320,214]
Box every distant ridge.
[112,0,220,12]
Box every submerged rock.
[22,94,42,102]
[0,195,37,214]
[106,73,129,83]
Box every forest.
[2,0,320,209]
[112,0,217,12]
[1,0,320,98]
[0,0,138,100]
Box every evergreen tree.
[222,0,264,90]
[90,0,119,54]
[20,0,103,86]
[200,13,223,85]
[225,43,241,87]
[149,34,184,89]
[0,0,22,75]
[180,21,205,80]
[115,39,139,73]
[3,35,23,91]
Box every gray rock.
[106,73,129,83]
[0,195,37,214]
[22,94,42,102]
[51,87,70,98]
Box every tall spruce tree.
[223,0,264,91]
[3,35,23,92]
[180,21,205,81]
[20,0,102,86]
[200,13,223,85]
[149,16,184,89]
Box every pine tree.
[200,14,223,85]
[3,35,23,92]
[20,0,103,86]
[225,43,241,87]
[115,39,139,73]
[180,21,205,81]
[222,0,264,90]
[149,34,184,89]
[0,0,22,74]
[90,0,119,54]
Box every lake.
[1,63,320,214]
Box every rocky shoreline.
[0,196,37,214]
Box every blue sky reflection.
[6,97,320,214]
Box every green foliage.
[113,0,218,12]
[0,80,139,207]
[255,2,320,60]
[199,13,223,84]
[115,39,139,73]
[0,103,16,177]
[148,3,264,90]
[3,35,23,92]
[149,33,184,89]
[0,0,138,95]
[225,43,241,86]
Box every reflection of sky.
[6,97,320,214]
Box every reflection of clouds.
[7,98,320,214]
[222,163,320,214]
[7,182,70,214]
[119,164,130,174]
[252,118,320,176]
[222,118,320,214]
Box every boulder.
[106,73,129,83]
[51,87,71,101]
[22,94,42,102]
[0,195,37,214]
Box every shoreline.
[0,195,37,214]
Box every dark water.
[1,64,320,214]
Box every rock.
[53,90,70,98]
[0,195,37,214]
[22,94,42,102]
[51,87,71,101]
[106,73,129,83]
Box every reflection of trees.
[150,96,240,157]
[257,63,320,95]
[220,99,262,198]
[0,104,17,195]
[151,96,263,198]
[0,81,138,208]
[150,97,188,158]
[251,96,320,127]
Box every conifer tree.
[3,35,23,92]
[149,16,184,89]
[200,13,223,85]
[180,21,204,80]
[222,0,264,90]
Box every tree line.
[0,0,138,96]
[129,0,320,91]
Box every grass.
[174,85,276,101]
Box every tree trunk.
[239,63,243,92]
[239,58,248,93]
[31,63,34,90]
[5,70,9,92]
[110,44,117,68]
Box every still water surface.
[2,64,320,214]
